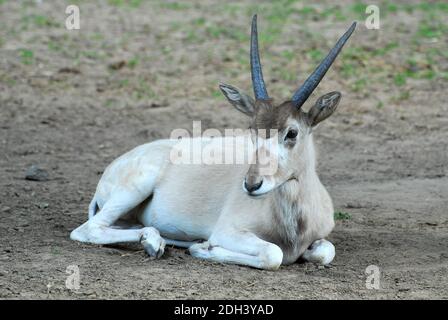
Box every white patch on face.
[247,177,276,196]
[242,174,276,196]
[254,136,280,176]
[276,142,288,164]
[243,120,305,196]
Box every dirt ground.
[0,0,447,299]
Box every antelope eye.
[285,129,298,140]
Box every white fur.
[302,239,335,265]
[70,130,335,269]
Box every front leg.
[189,231,283,270]
[301,239,335,265]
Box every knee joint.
[260,245,283,270]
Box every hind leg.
[163,239,201,248]
[70,189,165,258]
[301,239,335,265]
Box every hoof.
[140,227,166,259]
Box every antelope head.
[220,15,356,196]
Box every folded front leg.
[189,232,283,270]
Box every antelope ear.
[308,91,341,127]
[219,83,256,117]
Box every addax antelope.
[71,16,356,270]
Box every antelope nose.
[244,179,263,193]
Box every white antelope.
[71,16,356,270]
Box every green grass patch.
[321,6,341,19]
[351,78,368,92]
[441,72,448,80]
[280,50,295,60]
[244,0,296,44]
[372,42,398,56]
[390,90,411,103]
[211,89,222,99]
[279,69,297,82]
[340,62,358,78]
[221,3,241,15]
[128,56,139,69]
[22,14,59,28]
[132,78,157,100]
[82,50,104,60]
[350,2,367,19]
[19,49,34,65]
[159,2,191,10]
[334,211,351,220]
[206,25,247,41]
[307,49,324,63]
[193,17,206,26]
[295,6,317,17]
[161,46,172,55]
[376,100,384,109]
[185,30,199,43]
[394,73,407,86]
[33,15,58,27]
[47,40,62,52]
[108,0,143,8]
[333,7,346,21]
[206,25,228,39]
[119,79,129,88]
[398,90,410,100]
[384,2,399,14]
[0,74,16,86]
[414,2,448,13]
[393,58,439,87]
[90,33,104,41]
[105,99,116,108]
[417,21,445,39]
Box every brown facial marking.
[250,101,308,137]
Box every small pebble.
[37,202,49,209]
[25,165,49,181]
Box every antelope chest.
[274,212,309,264]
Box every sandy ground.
[0,0,447,299]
